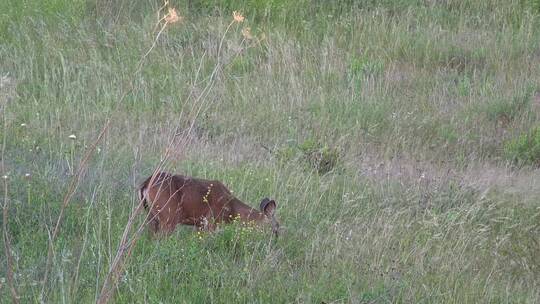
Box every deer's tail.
[138,175,161,234]
[138,171,170,211]
[138,177,151,211]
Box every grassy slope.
[1,0,540,303]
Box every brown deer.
[138,172,279,236]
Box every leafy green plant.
[523,0,540,13]
[484,90,532,126]
[348,55,385,80]
[298,139,341,174]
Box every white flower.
[68,134,77,140]
[20,123,27,127]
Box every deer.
[138,171,280,237]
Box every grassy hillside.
[1,0,540,302]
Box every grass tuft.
[2,1,540,303]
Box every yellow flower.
[165,7,181,24]
[233,11,245,23]
[241,27,253,40]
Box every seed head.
[242,27,253,40]
[233,11,245,23]
[165,7,181,24]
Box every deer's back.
[140,172,234,225]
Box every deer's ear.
[260,198,276,217]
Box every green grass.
[1,0,540,303]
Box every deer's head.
[259,198,280,237]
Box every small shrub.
[298,139,340,174]
[504,127,540,166]
[276,138,341,174]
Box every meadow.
[1,0,540,302]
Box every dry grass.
[1,1,540,303]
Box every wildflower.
[24,173,31,179]
[1,175,7,180]
[242,27,253,40]
[165,7,180,24]
[233,11,245,23]
[68,134,76,140]
[20,123,27,127]
[202,184,213,204]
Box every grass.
[1,0,540,302]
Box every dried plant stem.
[96,202,145,304]
[182,20,235,135]
[2,180,19,304]
[39,14,174,301]
[40,118,111,298]
[2,170,19,302]
[96,17,240,304]
[1,98,19,303]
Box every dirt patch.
[353,152,540,201]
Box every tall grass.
[1,0,540,303]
